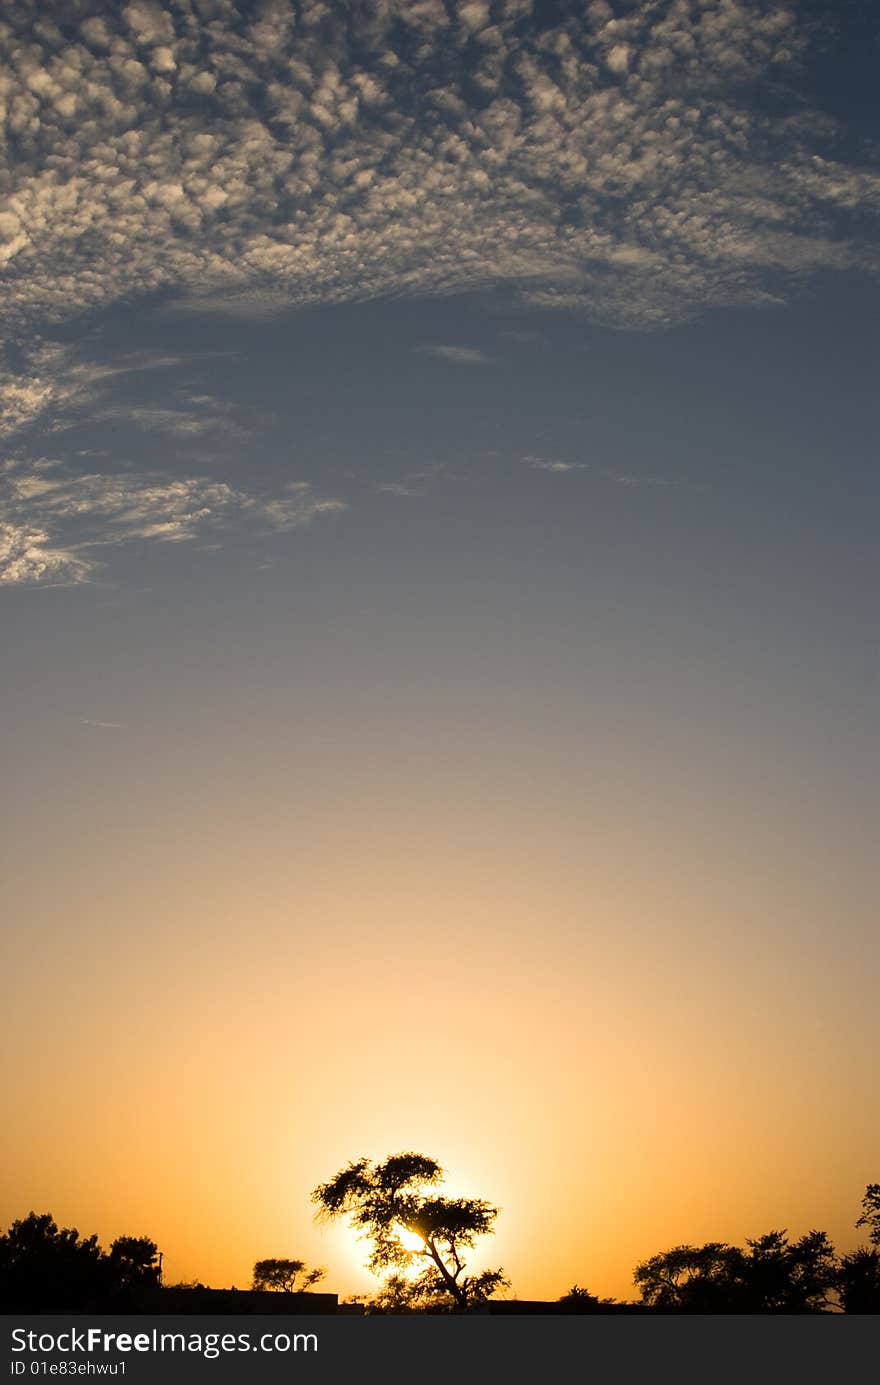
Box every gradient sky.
[1,0,878,1302]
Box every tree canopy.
[312,1152,507,1312]
[251,1258,325,1293]
[0,1213,160,1311]
[838,1185,880,1314]
[633,1230,838,1312]
[856,1185,880,1247]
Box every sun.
[397,1226,426,1254]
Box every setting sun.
[397,1228,427,1255]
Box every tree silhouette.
[633,1231,837,1312]
[633,1243,745,1311]
[558,1284,599,1306]
[555,1284,619,1311]
[312,1152,507,1312]
[361,1272,448,1314]
[855,1185,880,1247]
[838,1184,880,1313]
[0,1213,104,1311]
[0,1213,160,1311]
[106,1237,161,1297]
[838,1248,880,1313]
[251,1258,326,1293]
[741,1230,837,1312]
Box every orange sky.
[3,721,876,1301]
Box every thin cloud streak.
[418,345,494,366]
[523,456,585,473]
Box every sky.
[1,0,878,1303]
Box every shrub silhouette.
[251,1258,325,1293]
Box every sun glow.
[397,1226,426,1254]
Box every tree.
[0,1212,105,1311]
[633,1230,838,1313]
[633,1243,746,1311]
[838,1184,880,1313]
[740,1230,837,1313]
[251,1258,325,1293]
[107,1237,161,1296]
[362,1272,447,1314]
[838,1249,880,1313]
[556,1284,615,1312]
[312,1152,508,1312]
[559,1284,599,1306]
[856,1184,880,1247]
[0,1213,162,1311]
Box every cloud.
[522,456,682,487]
[598,470,678,489]
[0,520,92,587]
[80,719,123,729]
[0,339,250,454]
[0,2,876,586]
[523,456,584,473]
[90,403,245,440]
[258,483,347,530]
[0,0,875,344]
[418,345,493,366]
[374,464,445,497]
[374,482,421,497]
[0,457,345,586]
[0,331,348,587]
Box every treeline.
[632,1224,879,1314]
[2,1185,878,1313]
[0,1213,160,1312]
[604,1185,880,1315]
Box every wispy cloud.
[0,458,345,586]
[598,470,679,489]
[258,483,346,530]
[373,465,445,497]
[418,345,493,366]
[523,456,585,474]
[522,456,683,488]
[90,403,245,441]
[374,482,423,497]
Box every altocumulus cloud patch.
[1,0,877,332]
[1,0,878,584]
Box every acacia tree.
[633,1243,746,1311]
[633,1231,838,1312]
[312,1153,507,1312]
[252,1258,325,1293]
[741,1230,837,1312]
